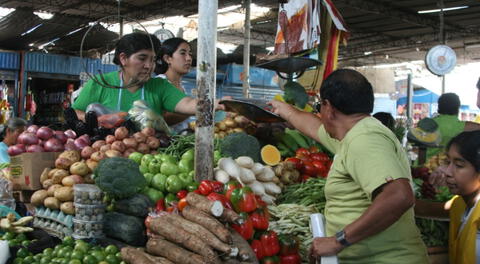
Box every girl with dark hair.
[72,33,224,122]
[0,118,27,163]
[416,130,480,263]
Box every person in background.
[269,69,428,263]
[475,77,480,123]
[426,93,480,160]
[155,37,192,127]
[72,32,225,122]
[373,112,395,132]
[0,118,27,163]
[415,130,480,264]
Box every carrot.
[186,192,224,217]
[149,215,220,263]
[182,205,232,243]
[120,247,174,264]
[220,208,243,225]
[230,228,257,263]
[146,238,207,264]
[164,213,237,256]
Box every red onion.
[78,134,91,146]
[44,138,64,152]
[64,129,77,139]
[36,126,54,140]
[26,125,39,134]
[17,132,39,145]
[54,131,68,144]
[8,144,25,156]
[64,138,78,151]
[38,139,44,147]
[74,138,89,150]
[26,145,44,153]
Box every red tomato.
[312,160,327,176]
[310,152,330,162]
[309,146,319,153]
[285,157,303,170]
[302,161,317,176]
[301,174,311,182]
[295,148,310,158]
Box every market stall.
[0,51,20,122]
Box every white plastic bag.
[0,240,10,264]
[128,100,171,134]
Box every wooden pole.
[242,0,251,98]
[195,0,218,181]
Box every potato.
[58,150,81,163]
[31,190,48,207]
[47,184,62,197]
[55,157,74,170]
[42,179,54,189]
[85,159,98,172]
[70,162,89,176]
[48,168,60,179]
[60,202,75,215]
[40,168,51,184]
[44,197,60,210]
[62,175,84,186]
[83,174,95,184]
[51,169,69,184]
[54,186,74,202]
[105,150,122,158]
[90,151,106,162]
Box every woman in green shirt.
[73,32,222,121]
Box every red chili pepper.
[279,254,301,264]
[198,180,214,196]
[250,209,269,230]
[250,239,265,260]
[155,198,165,212]
[176,190,188,200]
[261,230,280,257]
[207,192,233,210]
[211,181,224,193]
[232,212,254,240]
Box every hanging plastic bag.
[85,103,128,129]
[128,100,171,134]
[0,177,15,211]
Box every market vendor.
[72,32,224,122]
[269,69,428,263]
[415,130,480,264]
[0,118,27,163]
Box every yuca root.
[149,215,220,263]
[147,238,207,264]
[164,213,237,256]
[182,205,232,243]
[186,192,224,217]
[120,247,173,264]
[220,208,243,225]
[230,228,258,263]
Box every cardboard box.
[8,152,59,190]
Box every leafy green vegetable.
[94,157,147,199]
[220,132,261,162]
[415,217,449,247]
[160,134,221,158]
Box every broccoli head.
[94,157,147,199]
[220,132,260,162]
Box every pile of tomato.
[285,146,332,181]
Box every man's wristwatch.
[335,230,351,247]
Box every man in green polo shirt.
[269,69,428,263]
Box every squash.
[260,144,281,166]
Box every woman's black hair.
[113,32,161,66]
[0,118,27,141]
[155,37,189,75]
[373,112,395,131]
[447,130,480,172]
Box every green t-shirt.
[426,114,465,159]
[318,117,428,264]
[72,71,187,115]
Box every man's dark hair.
[319,69,374,115]
[373,112,395,131]
[155,37,190,75]
[437,92,460,115]
[113,32,161,66]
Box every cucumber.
[280,133,298,152]
[285,128,309,149]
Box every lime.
[16,233,27,241]
[68,260,81,264]
[12,258,23,264]
[70,250,84,260]
[23,256,34,263]
[21,240,30,247]
[58,248,71,259]
[91,250,106,261]
[98,261,109,264]
[40,256,51,264]
[74,242,89,253]
[3,231,16,240]
[83,255,97,264]
[33,254,42,262]
[62,236,74,246]
[105,254,120,264]
[105,245,119,255]
[43,248,54,257]
[17,248,30,258]
[115,252,121,258]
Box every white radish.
[219,157,242,181]
[257,166,275,182]
[262,182,282,195]
[235,156,254,169]
[239,167,256,184]
[215,169,230,184]
[261,194,276,205]
[251,162,265,175]
[248,181,266,196]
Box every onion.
[64,138,78,151]
[123,148,136,158]
[74,138,89,150]
[114,127,129,140]
[54,131,68,144]
[141,127,155,137]
[99,144,111,152]
[17,132,39,145]
[111,141,126,153]
[8,144,25,156]
[133,132,147,143]
[81,146,94,159]
[123,138,137,149]
[26,145,44,153]
[105,149,122,158]
[105,135,116,144]
[92,140,106,151]
[137,143,150,154]
[36,126,54,140]
[44,138,64,152]
[90,151,106,162]
[26,125,39,134]
[146,136,160,149]
[64,129,77,139]
[77,134,91,146]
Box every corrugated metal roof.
[0,51,20,70]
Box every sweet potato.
[182,206,231,243]
[164,214,236,256]
[121,247,173,264]
[149,216,219,263]
[146,238,207,264]
[186,192,224,217]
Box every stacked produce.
[283,147,332,181]
[0,213,33,234]
[274,128,320,158]
[277,178,327,213]
[272,161,300,186]
[72,184,105,239]
[423,151,448,173]
[189,112,256,139]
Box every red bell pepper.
[250,209,269,230]
[280,254,301,264]
[211,181,224,193]
[278,234,299,256]
[155,198,165,212]
[250,239,265,260]
[176,190,188,200]
[232,212,254,240]
[230,186,258,213]
[262,256,280,264]
[207,192,233,210]
[224,180,241,200]
[261,231,280,257]
[198,180,214,195]
[255,195,268,209]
